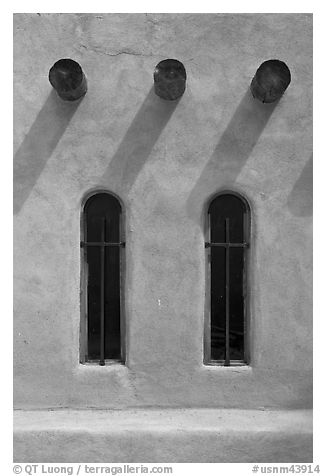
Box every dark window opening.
[206,193,249,366]
[82,193,124,365]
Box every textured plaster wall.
[14,409,313,462]
[14,13,313,410]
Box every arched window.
[205,192,250,366]
[81,192,125,365]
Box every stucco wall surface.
[14,409,313,462]
[14,13,313,410]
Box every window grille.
[81,192,125,365]
[205,192,250,366]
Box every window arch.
[205,192,250,366]
[81,192,125,365]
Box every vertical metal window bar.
[100,217,105,366]
[81,224,125,366]
[243,211,249,364]
[225,218,230,366]
[205,217,248,366]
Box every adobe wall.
[14,13,313,409]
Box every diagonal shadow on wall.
[100,86,179,190]
[287,154,313,217]
[14,89,82,215]
[186,88,279,221]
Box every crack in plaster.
[79,44,155,58]
[78,44,195,63]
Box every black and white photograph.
[11,7,315,471]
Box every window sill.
[81,359,125,366]
[75,360,128,375]
[205,360,248,367]
[202,362,252,372]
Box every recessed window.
[205,192,250,366]
[81,192,125,365]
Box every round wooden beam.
[154,59,186,101]
[250,59,291,103]
[49,59,87,101]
